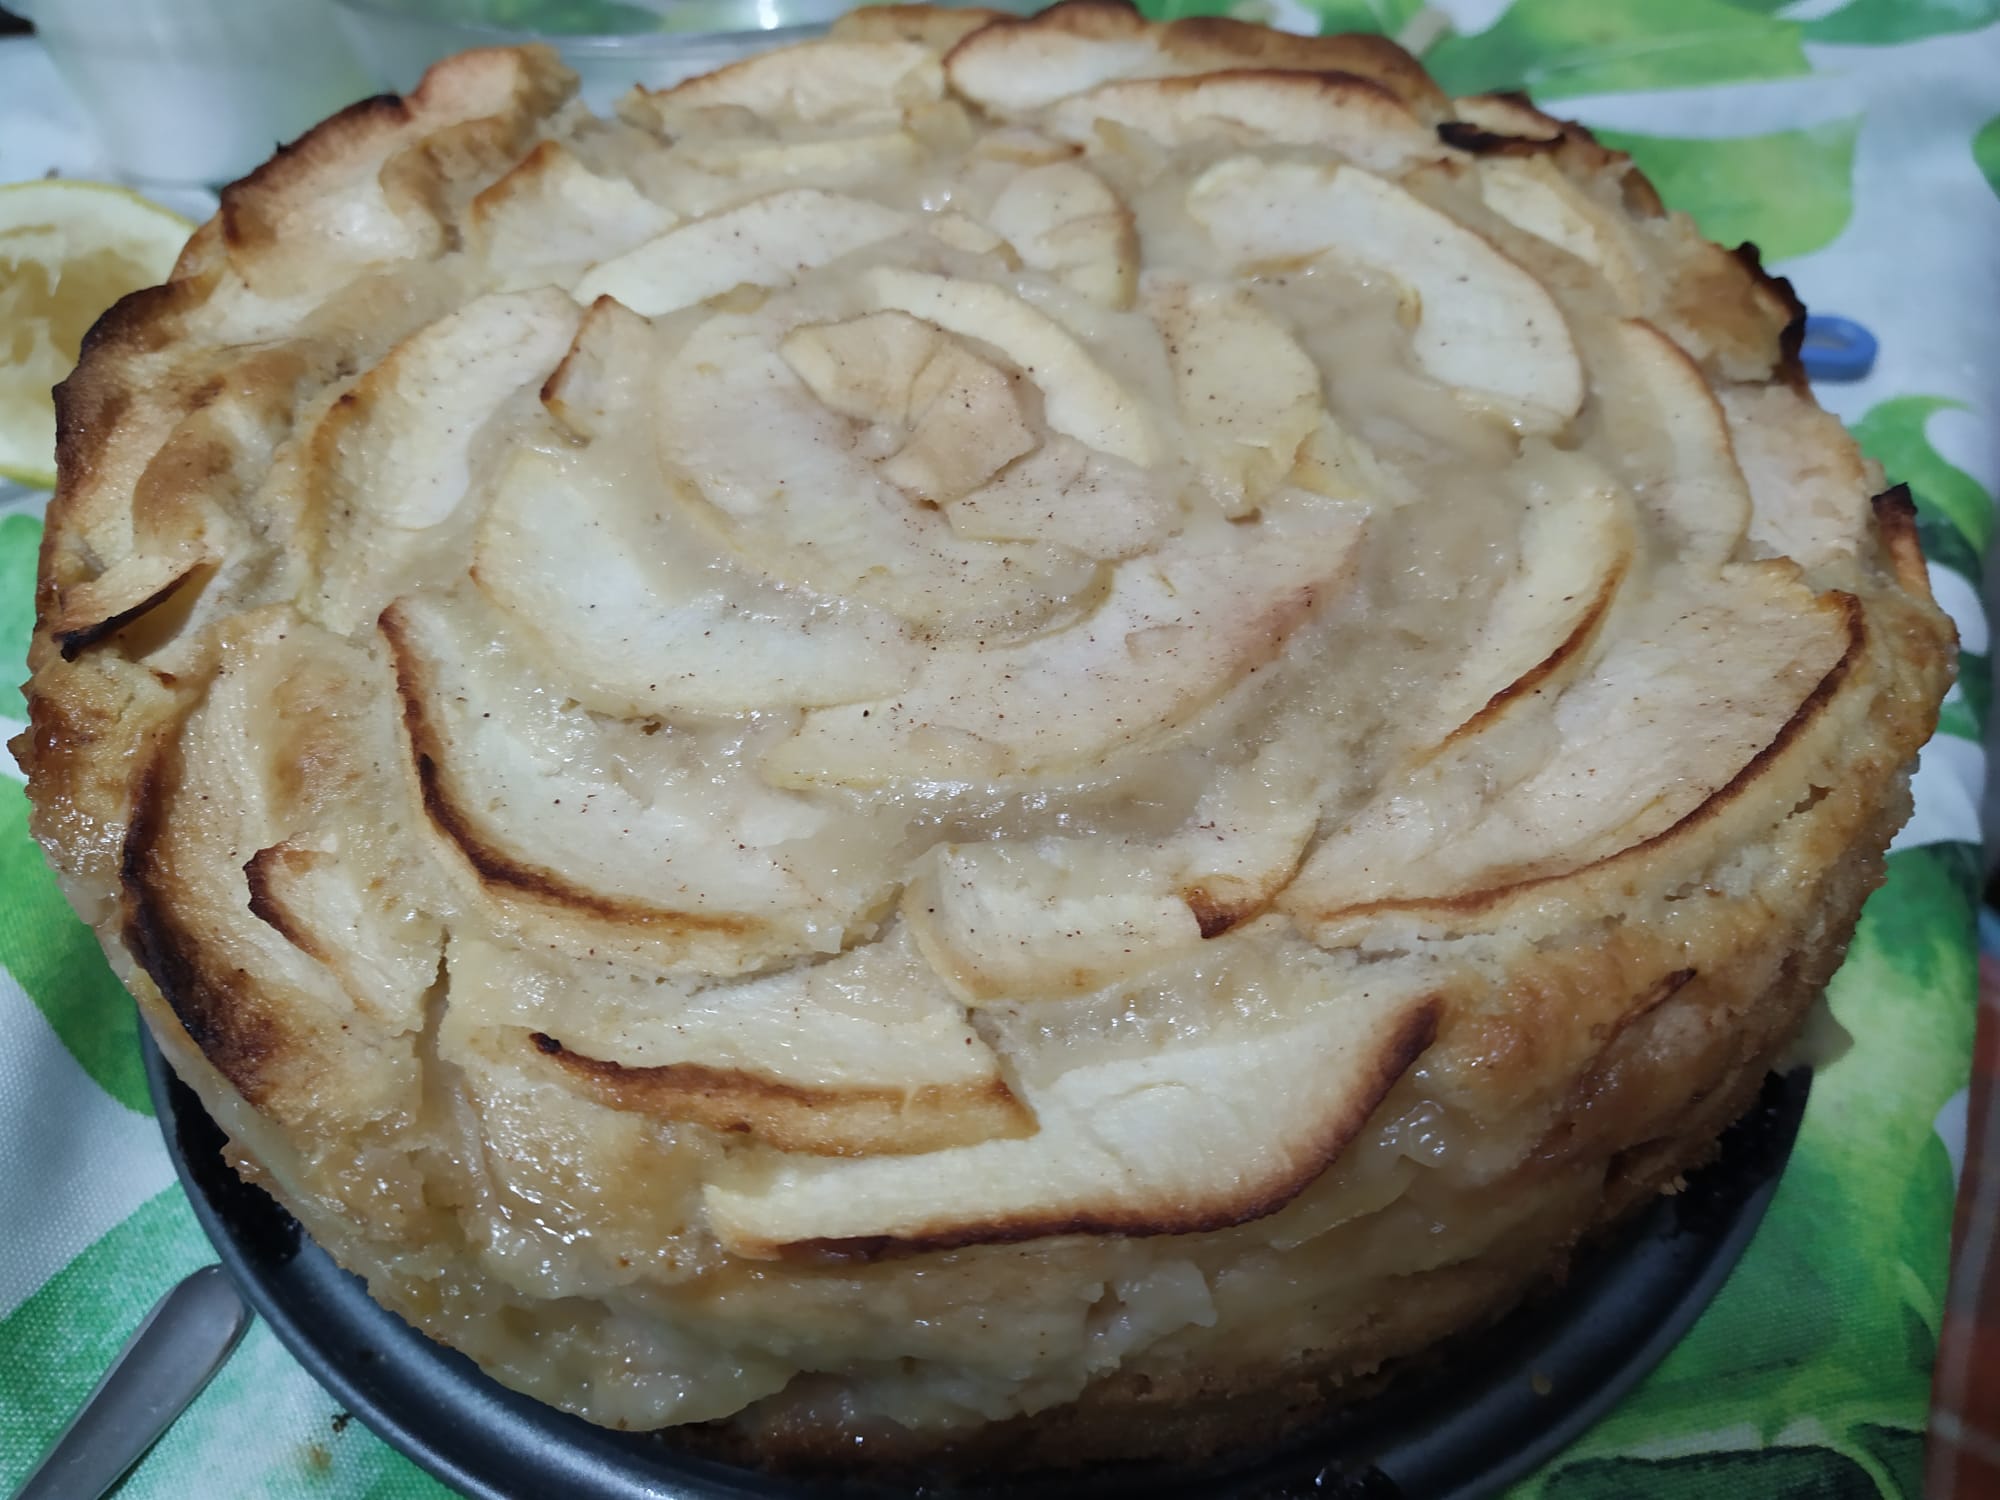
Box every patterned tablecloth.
[2,3,1996,1496]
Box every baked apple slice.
[573,189,910,317]
[1187,156,1583,432]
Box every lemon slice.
[0,180,193,490]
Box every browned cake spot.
[532,1033,1034,1156]
[120,758,286,1100]
[379,603,754,937]
[780,998,1442,1260]
[1436,121,1560,156]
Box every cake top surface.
[17,0,1950,1431]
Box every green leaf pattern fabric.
[1590,120,1860,264]
[2,3,1996,1495]
[1974,113,2000,198]
[1802,0,2000,47]
[1419,0,1812,101]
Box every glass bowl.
[330,0,858,104]
[14,0,376,185]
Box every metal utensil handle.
[12,1264,252,1500]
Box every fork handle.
[12,1264,252,1500]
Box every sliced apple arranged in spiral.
[654,304,1102,641]
[572,189,912,317]
[1587,317,1753,571]
[309,288,582,635]
[985,159,1139,308]
[380,590,902,972]
[473,447,921,717]
[861,267,1163,465]
[639,38,945,129]
[1044,73,1442,174]
[446,928,1031,1157]
[1146,274,1325,518]
[467,141,678,293]
[1471,153,1647,307]
[780,309,1040,504]
[705,924,1442,1258]
[1186,156,1584,432]
[1284,562,1859,933]
[904,740,1323,1001]
[762,498,1365,787]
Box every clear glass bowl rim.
[327,0,838,54]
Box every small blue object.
[1799,314,1877,382]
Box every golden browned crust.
[944,0,1448,116]
[531,1032,1038,1158]
[242,843,338,964]
[690,779,1909,1476]
[1094,64,1416,120]
[1437,554,1628,751]
[50,564,202,660]
[830,2,1009,48]
[379,601,755,938]
[16,0,1954,1468]
[219,49,572,283]
[1293,587,1870,934]
[1181,884,1253,939]
[1872,483,1936,600]
[1437,118,1558,157]
[1730,242,1811,391]
[1447,91,1665,215]
[775,998,1442,1260]
[120,748,286,1103]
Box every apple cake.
[15,0,1953,1470]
